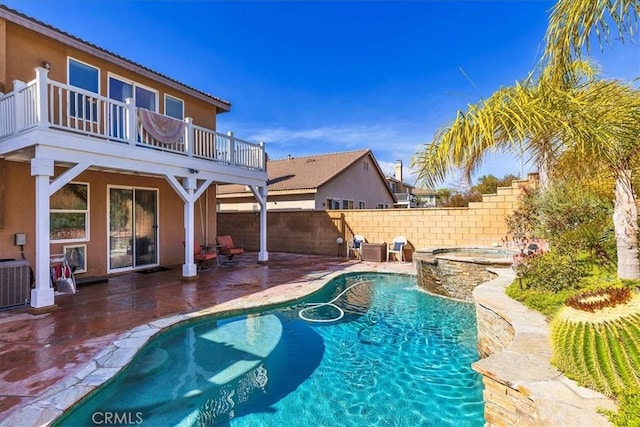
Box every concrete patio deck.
[0,252,413,425]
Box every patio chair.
[387,236,407,262]
[216,235,245,265]
[347,235,366,259]
[194,241,216,271]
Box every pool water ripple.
[55,273,485,426]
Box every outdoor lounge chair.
[194,241,216,270]
[387,236,407,262]
[216,235,244,265]
[347,235,366,259]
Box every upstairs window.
[165,95,184,119]
[108,75,157,111]
[135,85,157,111]
[358,201,366,209]
[326,198,340,210]
[68,59,99,120]
[109,77,133,102]
[342,200,354,209]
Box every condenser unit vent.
[0,259,31,309]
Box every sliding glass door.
[109,186,158,271]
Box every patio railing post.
[12,79,26,131]
[227,131,235,166]
[125,97,136,145]
[34,67,49,129]
[185,117,194,157]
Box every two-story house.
[0,6,268,311]
[217,149,396,211]
[385,160,437,208]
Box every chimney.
[395,160,403,183]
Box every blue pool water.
[57,273,485,426]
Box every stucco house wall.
[0,5,267,290]
[1,15,227,127]
[317,154,394,209]
[0,160,216,278]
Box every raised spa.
[414,247,515,302]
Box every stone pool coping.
[473,268,616,426]
[1,262,411,427]
[414,246,516,266]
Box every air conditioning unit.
[0,259,31,309]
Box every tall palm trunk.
[613,169,640,280]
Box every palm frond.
[543,0,640,81]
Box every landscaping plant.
[550,287,640,398]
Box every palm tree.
[413,62,640,279]
[413,0,640,279]
[544,0,640,279]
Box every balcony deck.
[0,68,265,174]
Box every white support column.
[182,176,198,278]
[250,185,269,263]
[258,185,268,262]
[184,117,194,157]
[34,66,49,129]
[30,157,55,310]
[125,97,136,145]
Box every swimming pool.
[55,272,485,426]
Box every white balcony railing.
[0,68,266,172]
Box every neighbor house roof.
[0,5,231,112]
[218,149,393,198]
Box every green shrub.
[554,220,616,266]
[518,251,588,293]
[505,284,573,318]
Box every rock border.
[472,268,616,426]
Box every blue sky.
[4,0,639,187]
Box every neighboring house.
[385,160,436,208]
[217,149,396,211]
[0,6,268,311]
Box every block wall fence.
[218,174,538,258]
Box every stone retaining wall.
[413,248,513,302]
[472,269,616,426]
[417,258,496,301]
[475,303,515,358]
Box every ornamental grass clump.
[551,287,640,398]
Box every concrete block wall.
[218,176,534,257]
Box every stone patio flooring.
[0,252,412,425]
